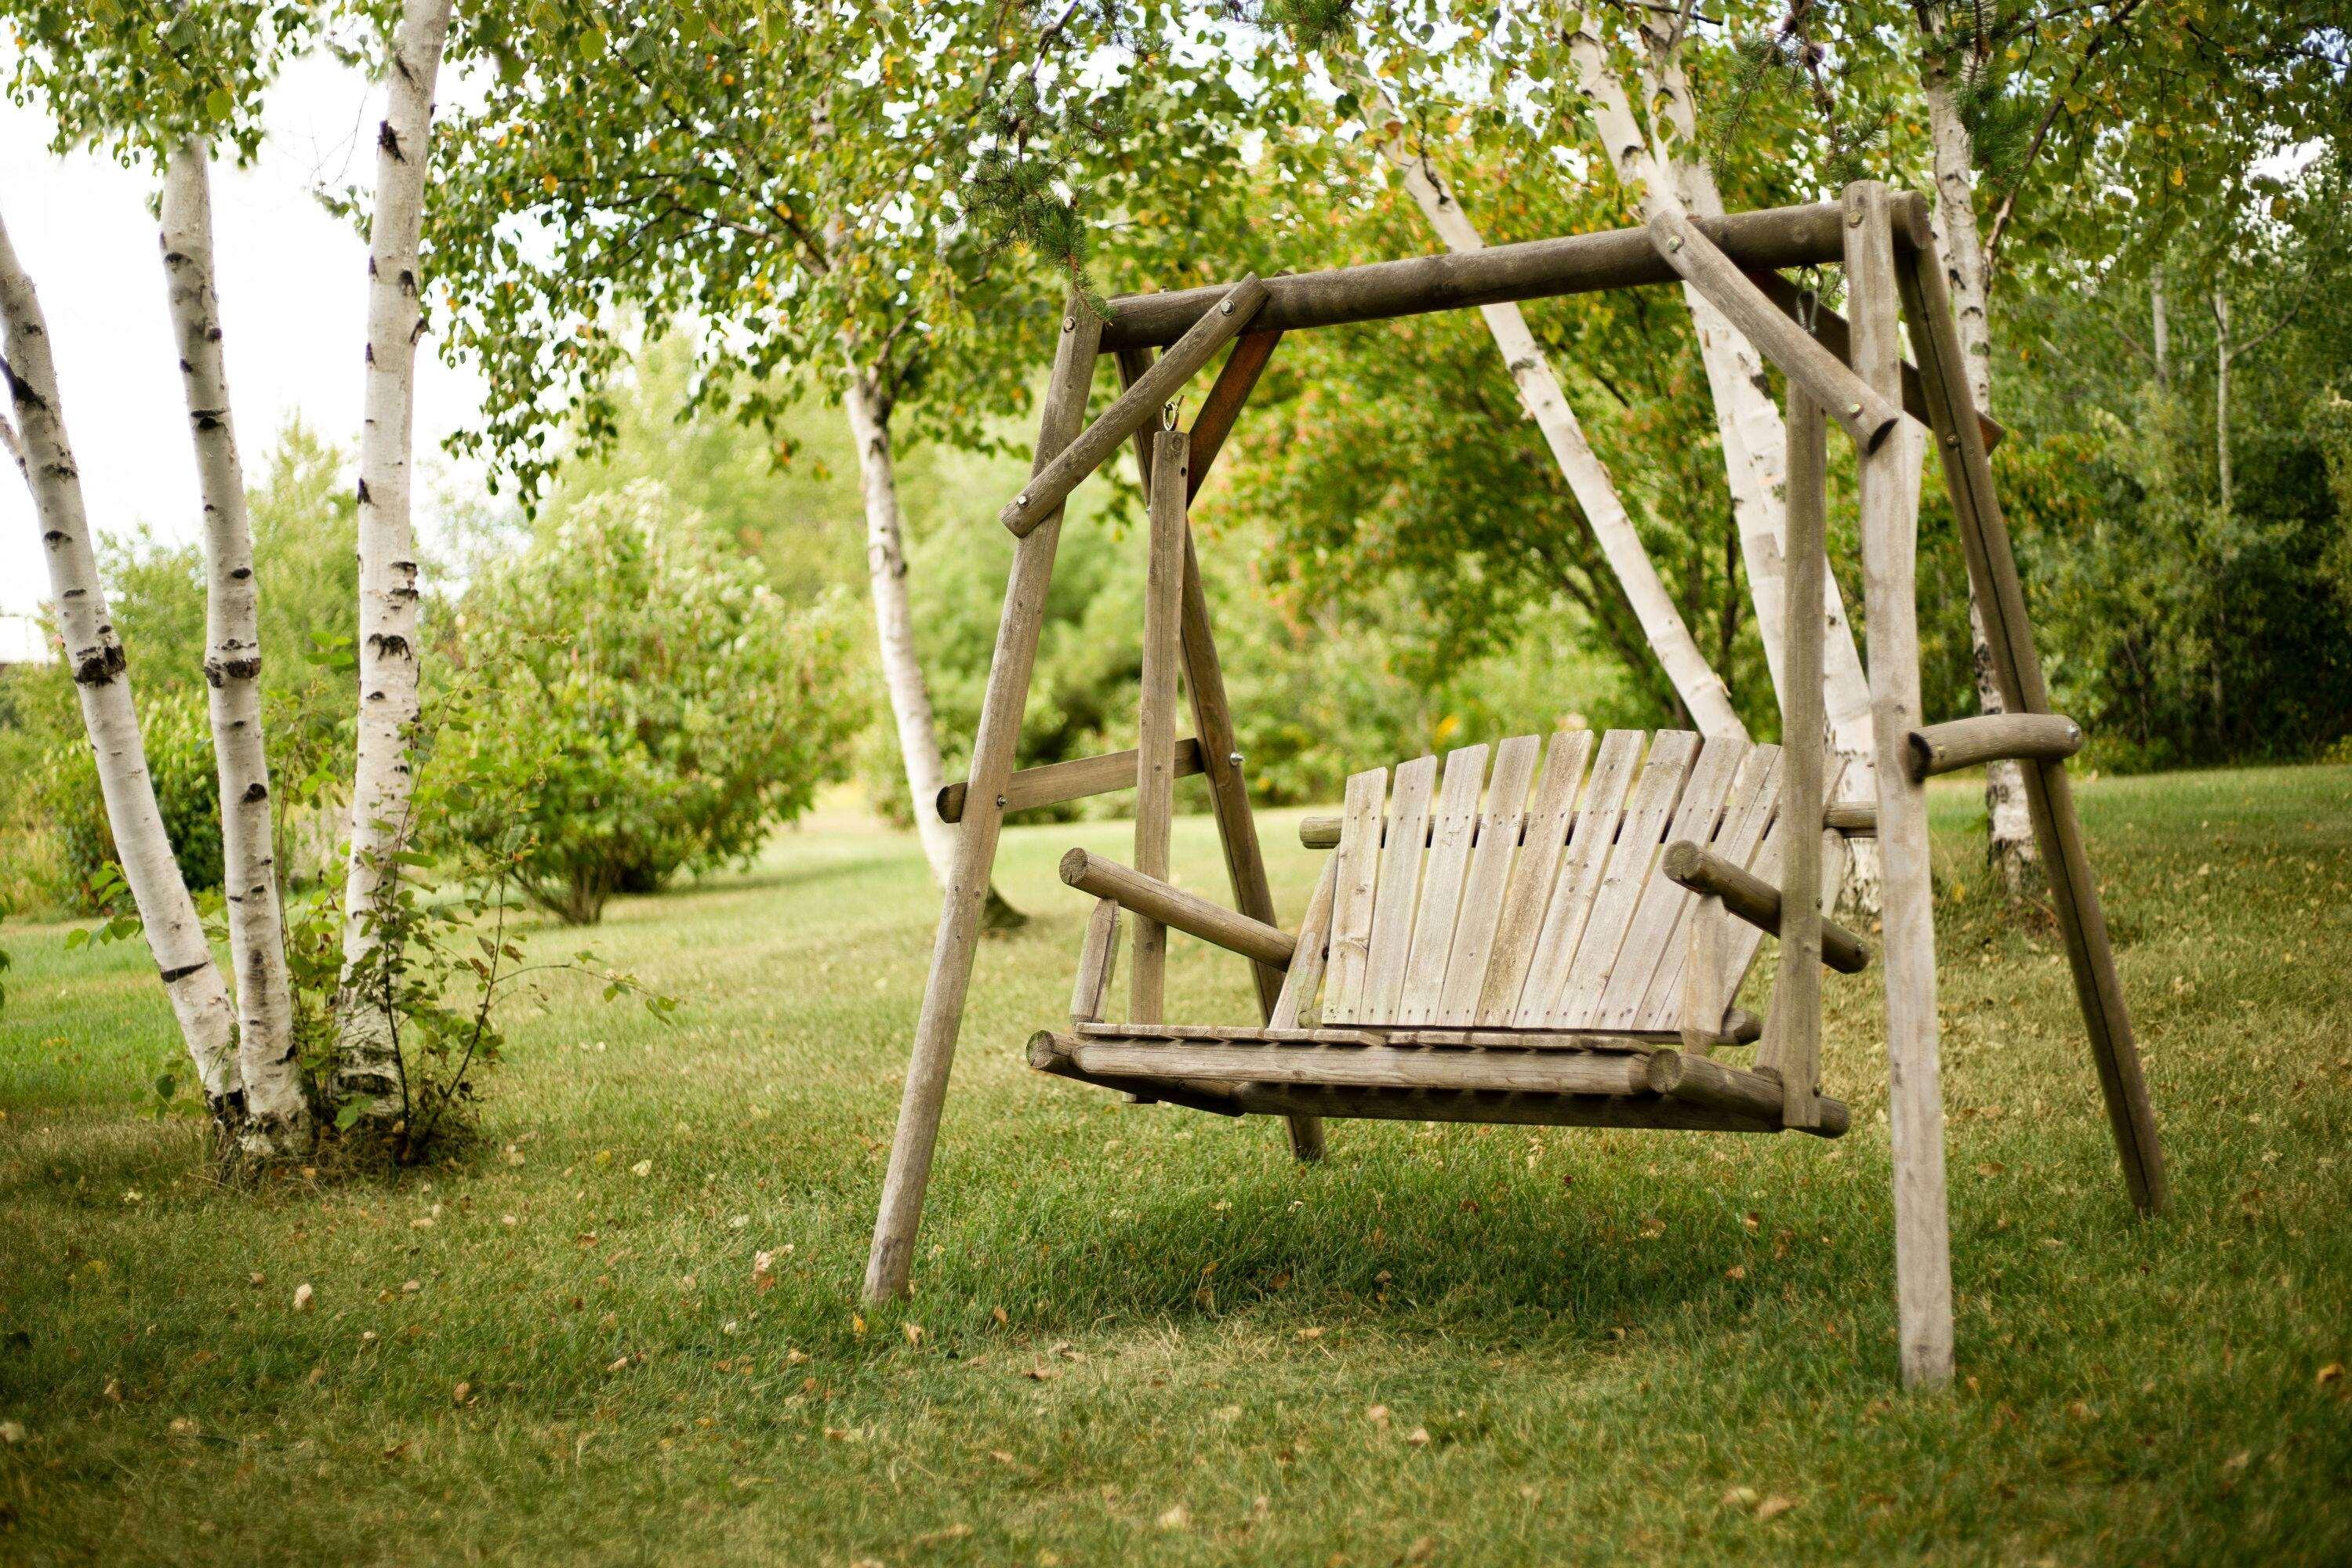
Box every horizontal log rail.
[1059,848,1296,969]
[1745,269,2005,452]
[1035,1032,1656,1096]
[1004,275,1267,537]
[1661,842,1873,974]
[1649,209,1902,452]
[1298,805,1867,849]
[938,738,1206,825]
[1073,1013,1764,1047]
[1645,1049,1851,1137]
[1905,713,2083,781]
[1095,200,1924,353]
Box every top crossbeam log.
[1092,201,1907,353]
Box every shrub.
[33,683,224,907]
[443,481,865,924]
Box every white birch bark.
[842,362,1024,927]
[1922,74,2040,891]
[0,201,245,1127]
[2212,289,2232,515]
[1565,20,1882,906]
[334,0,454,1120]
[1347,64,1744,739]
[160,141,310,1151]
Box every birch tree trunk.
[841,363,1024,930]
[1565,21,1883,907]
[1347,64,1745,739]
[334,0,454,1123]
[1922,74,2041,893]
[0,202,246,1132]
[160,141,309,1152]
[2151,263,2170,389]
[2212,289,2232,515]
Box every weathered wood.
[1745,268,2005,452]
[1823,803,1878,837]
[1097,202,1871,353]
[1069,898,1122,1027]
[1077,1022,1385,1046]
[1548,731,1701,1027]
[1398,745,1490,1023]
[1059,848,1296,970]
[1116,345,1319,1159]
[1269,857,1340,1029]
[1053,1035,1659,1097]
[1660,842,1873,974]
[1898,219,2167,1217]
[1478,730,1592,1025]
[1646,208,1902,453]
[1640,746,1783,1032]
[866,296,1102,1304]
[1438,734,1541,1025]
[1004,276,1266,537]
[1512,730,1645,1025]
[1645,1049,1850,1137]
[1593,737,1748,1030]
[1679,895,1727,1051]
[1322,768,1389,1025]
[1073,1018,1758,1049]
[1769,387,1830,1128]
[1131,429,1189,1023]
[1847,180,1955,1390]
[1906,713,2083,780]
[1029,1032,1248,1118]
[937,738,1203,823]
[1216,1083,1815,1134]
[1362,754,1437,1021]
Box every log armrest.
[1058,849,1298,970]
[1662,842,1872,974]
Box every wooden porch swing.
[863,183,2168,1389]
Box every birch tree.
[160,142,309,1148]
[1556,9,1885,904]
[332,0,455,1124]
[1335,53,1746,739]
[0,205,247,1134]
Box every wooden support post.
[1767,387,1829,1129]
[1894,212,2169,1218]
[1845,180,1955,1389]
[1745,268,2006,452]
[1134,429,1189,1022]
[863,299,1102,1304]
[1116,343,1325,1162]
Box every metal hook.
[1161,400,1180,432]
[1796,264,1823,335]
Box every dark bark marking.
[159,961,208,984]
[73,643,127,686]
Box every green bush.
[443,481,866,924]
[33,683,224,908]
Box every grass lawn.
[3,764,2349,1565]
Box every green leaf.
[205,87,235,122]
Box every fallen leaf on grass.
[2320,1363,2343,1388]
[1022,1366,1059,1382]
[993,1305,1010,1327]
[630,1160,652,1178]
[1158,1504,1190,1530]
[292,1283,315,1313]
[1755,1495,1798,1522]
[1366,1404,1390,1425]
[1725,1265,1748,1281]
[911,1523,971,1547]
[904,1323,925,1347]
[1405,1427,1431,1447]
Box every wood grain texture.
[1361,754,1437,1022]
[1069,898,1123,1027]
[1905,713,2083,780]
[1511,730,1644,1025]
[1397,745,1490,1022]
[1769,386,1829,1127]
[1592,737,1749,1030]
[1439,734,1542,1024]
[1321,768,1389,1025]
[1269,857,1341,1029]
[1639,745,1784,1031]
[936,738,1203,823]
[1058,849,1296,969]
[1131,429,1189,1022]
[1547,731,1700,1028]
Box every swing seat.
[1031,728,1869,1139]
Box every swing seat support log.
[1905,713,2083,781]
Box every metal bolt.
[995,793,1007,809]
[1016,492,1030,508]
[1229,751,1244,769]
[1062,315,1076,332]
[1944,432,1960,448]
[1666,236,1683,252]
[1220,299,1234,314]
[1849,209,1864,226]
[1846,401,1864,417]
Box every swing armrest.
[1662,842,1872,974]
[1069,898,1123,1026]
[1058,849,1298,969]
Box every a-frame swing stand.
[862,183,2167,1388]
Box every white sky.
[0,52,485,616]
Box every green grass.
[4,767,2350,1565]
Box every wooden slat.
[1359,754,1436,1022]
[1061,1038,1656,1096]
[937,738,1203,823]
[1439,735,1542,1025]
[1069,898,1123,1027]
[1476,730,1592,1024]
[1509,730,1643,1025]
[1638,745,1784,1031]
[1541,731,1700,1027]
[1269,856,1340,1029]
[1320,768,1388,1025]
[1131,429,1188,1022]
[1396,744,1490,1023]
[1593,737,1751,1031]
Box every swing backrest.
[1312,729,1787,1033]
